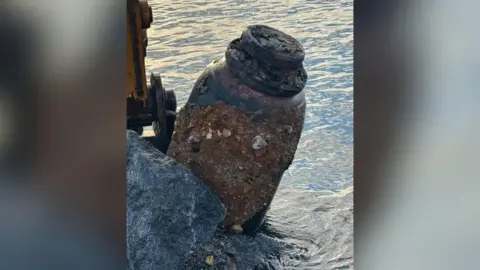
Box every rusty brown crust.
[167,101,302,226]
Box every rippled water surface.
[145,0,353,268]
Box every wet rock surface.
[167,102,303,227]
[182,229,293,270]
[126,130,226,270]
[181,188,353,270]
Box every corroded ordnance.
[167,25,307,232]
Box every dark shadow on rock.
[127,130,226,270]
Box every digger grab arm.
[126,0,177,152]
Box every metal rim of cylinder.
[225,39,307,98]
[240,25,305,69]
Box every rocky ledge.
[127,130,353,270]
[127,130,226,269]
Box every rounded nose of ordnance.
[167,25,307,233]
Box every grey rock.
[126,130,226,270]
[181,188,353,270]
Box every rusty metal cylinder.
[167,25,307,233]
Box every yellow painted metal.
[126,0,147,101]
